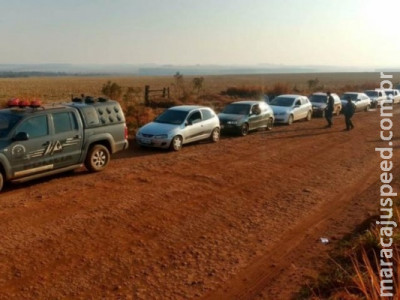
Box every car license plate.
[141,138,152,144]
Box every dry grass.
[0,72,397,104]
[1,72,398,132]
[295,207,400,300]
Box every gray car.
[270,94,312,124]
[218,101,274,136]
[136,105,220,151]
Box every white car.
[384,89,400,104]
[364,90,387,108]
[340,92,371,112]
[270,94,312,125]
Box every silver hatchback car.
[136,105,220,151]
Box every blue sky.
[0,0,399,67]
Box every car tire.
[170,135,183,151]
[266,118,274,130]
[0,171,4,193]
[85,144,110,172]
[210,127,220,142]
[240,123,249,136]
[306,111,312,121]
[287,115,294,125]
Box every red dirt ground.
[0,107,398,299]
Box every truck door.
[50,111,84,168]
[9,115,53,178]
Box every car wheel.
[287,115,294,125]
[210,127,220,142]
[240,123,249,136]
[306,111,312,121]
[0,171,4,193]
[266,118,274,130]
[170,135,183,151]
[365,105,370,112]
[85,144,110,172]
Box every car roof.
[312,92,338,96]
[276,94,304,98]
[169,105,207,111]
[231,100,263,105]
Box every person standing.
[325,91,334,127]
[343,96,355,130]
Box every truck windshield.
[0,112,22,138]
[154,110,189,125]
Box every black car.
[309,92,342,117]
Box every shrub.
[221,86,263,98]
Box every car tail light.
[124,125,128,140]
[7,98,20,107]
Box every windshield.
[270,97,295,107]
[341,93,358,100]
[386,91,394,96]
[0,112,22,138]
[365,91,378,97]
[222,104,251,115]
[154,109,189,125]
[310,95,327,103]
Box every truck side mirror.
[13,132,29,141]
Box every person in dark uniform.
[325,91,334,128]
[343,96,355,130]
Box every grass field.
[0,72,398,104]
[1,72,398,132]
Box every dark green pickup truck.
[0,97,129,191]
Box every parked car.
[0,97,129,192]
[218,101,274,136]
[340,93,371,112]
[364,90,387,108]
[384,89,400,104]
[309,92,342,117]
[136,105,220,151]
[270,94,312,125]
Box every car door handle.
[74,135,81,139]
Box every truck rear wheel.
[85,145,110,172]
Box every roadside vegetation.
[294,201,400,300]
[1,73,399,134]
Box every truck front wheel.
[85,145,110,172]
[0,172,3,192]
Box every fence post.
[144,85,150,106]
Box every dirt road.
[0,108,398,299]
